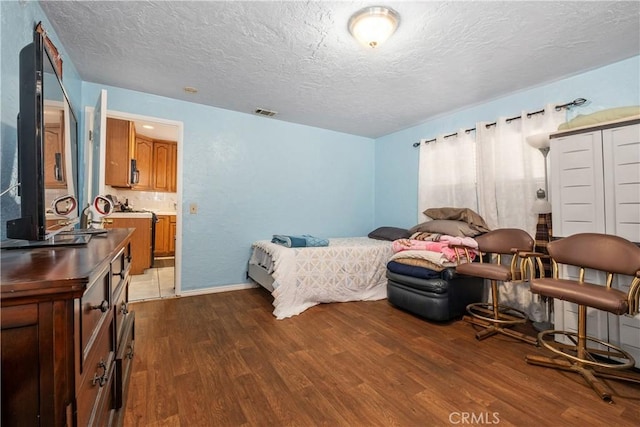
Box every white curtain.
[476,104,565,236]
[416,104,565,321]
[475,105,564,321]
[417,129,477,223]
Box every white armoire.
[550,117,640,366]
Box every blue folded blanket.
[271,234,329,248]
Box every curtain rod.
[411,98,587,147]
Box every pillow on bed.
[408,219,481,237]
[368,226,411,241]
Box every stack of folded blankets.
[386,207,490,321]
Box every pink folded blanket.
[439,235,479,249]
[392,239,477,262]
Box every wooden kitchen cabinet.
[169,215,176,254]
[104,216,152,274]
[134,135,154,191]
[154,214,176,257]
[154,215,169,256]
[106,118,176,192]
[1,229,136,427]
[169,143,177,192]
[105,118,136,188]
[153,140,177,192]
[154,215,168,256]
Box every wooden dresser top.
[1,228,134,302]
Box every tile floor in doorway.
[129,258,175,301]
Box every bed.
[248,237,394,319]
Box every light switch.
[189,203,198,214]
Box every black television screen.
[6,27,79,243]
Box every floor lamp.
[527,133,553,331]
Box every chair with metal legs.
[455,228,540,345]
[525,233,640,403]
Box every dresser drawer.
[91,370,116,427]
[1,304,40,427]
[81,265,111,364]
[111,246,130,297]
[76,319,114,427]
[123,241,132,272]
[113,278,131,346]
[115,312,135,409]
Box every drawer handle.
[126,344,134,360]
[120,301,129,315]
[91,300,110,313]
[113,271,125,279]
[126,255,132,263]
[92,360,108,387]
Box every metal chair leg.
[464,279,537,345]
[526,305,639,403]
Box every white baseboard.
[176,282,258,298]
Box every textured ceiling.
[40,1,640,138]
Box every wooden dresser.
[1,229,136,426]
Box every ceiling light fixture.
[142,124,154,130]
[348,6,400,48]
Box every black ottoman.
[386,268,484,322]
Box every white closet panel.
[602,123,640,243]
[550,119,640,367]
[551,130,605,237]
[619,316,640,349]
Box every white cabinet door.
[550,122,640,366]
[603,124,640,367]
[550,130,606,238]
[602,124,640,243]
[615,314,640,366]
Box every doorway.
[85,98,183,301]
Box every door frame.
[84,106,184,296]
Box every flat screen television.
[4,26,83,246]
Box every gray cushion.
[368,226,410,241]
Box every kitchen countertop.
[46,211,176,221]
[113,209,176,217]
[109,212,154,218]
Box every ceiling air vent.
[254,108,277,117]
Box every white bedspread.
[250,237,393,319]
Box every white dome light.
[348,6,400,49]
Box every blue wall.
[374,55,640,229]
[0,0,82,240]
[82,83,375,290]
[2,1,639,293]
[0,2,375,292]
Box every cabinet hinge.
[89,130,93,141]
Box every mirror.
[42,37,78,228]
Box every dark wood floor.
[124,289,640,426]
